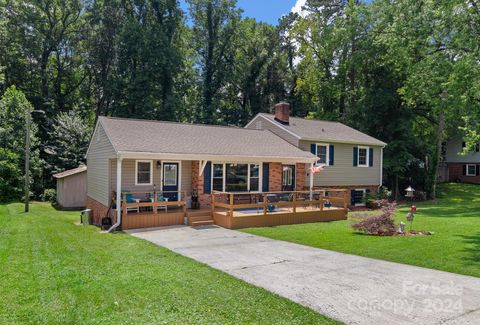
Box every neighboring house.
[53,166,87,209]
[443,139,480,183]
[245,103,386,206]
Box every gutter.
[108,154,123,233]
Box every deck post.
[309,162,314,202]
[263,193,267,215]
[182,191,187,213]
[320,192,323,211]
[153,190,157,214]
[229,193,234,217]
[343,190,348,210]
[211,192,215,215]
[292,192,297,213]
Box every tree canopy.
[1,0,479,198]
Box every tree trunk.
[431,110,445,199]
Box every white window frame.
[466,164,477,176]
[211,162,262,192]
[135,160,153,185]
[357,146,369,167]
[354,188,367,207]
[315,143,329,166]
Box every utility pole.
[25,111,31,213]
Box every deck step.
[191,220,214,227]
[188,212,214,226]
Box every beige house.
[86,104,385,231]
[246,103,386,206]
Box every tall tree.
[187,0,240,123]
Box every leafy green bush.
[0,148,23,202]
[43,188,56,203]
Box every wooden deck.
[116,189,349,230]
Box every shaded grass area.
[0,203,337,324]
[243,183,480,278]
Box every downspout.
[108,154,123,233]
[379,146,384,191]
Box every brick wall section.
[191,161,211,207]
[269,162,282,191]
[296,163,306,190]
[448,163,480,184]
[86,196,115,225]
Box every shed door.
[162,162,179,201]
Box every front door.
[162,162,179,201]
[282,165,295,191]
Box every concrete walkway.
[127,226,480,325]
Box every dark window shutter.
[329,145,334,166]
[463,165,467,176]
[369,148,373,167]
[310,143,316,155]
[462,141,466,148]
[476,144,480,152]
[203,162,211,194]
[350,190,356,205]
[262,163,269,192]
[353,147,358,166]
[477,165,480,176]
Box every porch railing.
[113,191,187,215]
[211,189,348,217]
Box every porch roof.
[99,117,317,163]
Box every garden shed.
[53,166,87,209]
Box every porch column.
[116,156,122,226]
[309,162,314,200]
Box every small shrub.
[364,186,392,209]
[43,188,56,203]
[352,200,397,235]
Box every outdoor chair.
[150,192,169,212]
[122,192,140,214]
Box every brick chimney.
[274,102,290,125]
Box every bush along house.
[245,103,386,207]
[86,104,385,231]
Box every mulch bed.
[376,230,434,236]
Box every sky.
[180,0,305,25]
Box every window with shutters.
[315,143,329,166]
[466,164,476,176]
[357,146,369,167]
[211,163,261,192]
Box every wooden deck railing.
[211,189,348,217]
[113,191,187,215]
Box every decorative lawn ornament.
[405,186,415,198]
[406,212,414,230]
[399,221,405,233]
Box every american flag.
[310,165,325,174]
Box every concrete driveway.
[126,225,480,325]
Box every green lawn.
[243,183,480,278]
[0,203,337,324]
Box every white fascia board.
[300,137,387,147]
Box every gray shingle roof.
[99,117,316,161]
[258,113,386,146]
